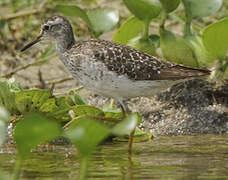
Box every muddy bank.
[136,79,228,136]
[84,79,228,136]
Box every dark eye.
[43,25,50,31]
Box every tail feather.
[158,65,211,80]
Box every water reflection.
[0,134,228,180]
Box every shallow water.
[0,134,228,180]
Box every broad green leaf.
[127,36,157,55]
[186,35,214,67]
[69,90,86,105]
[15,89,51,113]
[40,96,72,122]
[56,5,119,37]
[113,17,144,45]
[56,4,92,28]
[103,104,123,119]
[0,79,18,113]
[87,8,119,37]
[65,117,110,156]
[15,88,73,121]
[111,113,138,135]
[182,0,223,19]
[14,113,62,159]
[0,107,9,147]
[159,0,180,13]
[160,29,198,67]
[39,98,57,113]
[123,0,162,22]
[72,105,104,117]
[202,18,228,59]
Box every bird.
[21,15,210,151]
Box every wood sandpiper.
[21,15,210,150]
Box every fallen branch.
[46,77,74,85]
[0,60,43,78]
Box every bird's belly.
[64,58,179,99]
[72,69,178,99]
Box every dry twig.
[0,60,44,78]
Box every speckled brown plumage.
[68,39,210,81]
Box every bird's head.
[21,15,74,52]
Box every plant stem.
[79,156,89,180]
[13,157,22,180]
[110,99,115,108]
[182,0,192,36]
[184,17,192,36]
[160,10,167,29]
[142,20,150,40]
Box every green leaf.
[159,0,180,13]
[0,107,9,147]
[0,79,19,113]
[111,113,138,136]
[202,18,228,59]
[87,8,119,37]
[40,96,72,122]
[69,90,86,105]
[160,29,198,67]
[15,89,51,113]
[14,113,62,159]
[72,105,104,117]
[65,117,110,156]
[56,4,92,28]
[103,104,123,119]
[182,0,223,19]
[127,36,157,55]
[15,88,73,122]
[113,17,144,45]
[56,5,119,37]
[186,35,214,67]
[123,0,162,22]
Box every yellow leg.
[119,100,135,153]
[128,128,135,154]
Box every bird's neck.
[55,33,75,54]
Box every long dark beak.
[20,35,42,52]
